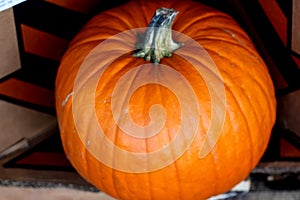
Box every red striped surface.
[259,0,300,69]
[266,56,289,90]
[280,139,300,158]
[46,0,103,14]
[259,0,287,44]
[0,0,298,170]
[21,24,68,61]
[15,152,71,167]
[0,78,54,108]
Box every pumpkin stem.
[133,7,183,63]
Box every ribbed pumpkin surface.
[55,0,276,199]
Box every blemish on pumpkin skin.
[221,28,244,45]
[103,94,112,104]
[104,97,111,104]
[87,140,91,146]
[62,91,74,107]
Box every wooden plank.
[236,191,300,199]
[252,161,300,174]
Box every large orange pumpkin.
[55,0,276,199]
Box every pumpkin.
[55,0,276,199]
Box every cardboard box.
[292,0,300,56]
[0,8,21,79]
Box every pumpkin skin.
[55,0,276,199]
